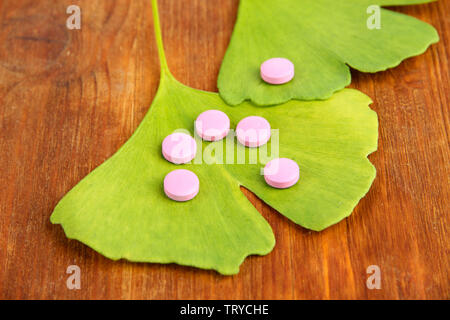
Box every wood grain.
[0,0,448,300]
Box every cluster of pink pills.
[162,109,299,202]
[163,57,296,201]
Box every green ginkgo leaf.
[50,0,378,275]
[218,0,439,106]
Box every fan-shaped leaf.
[218,0,439,106]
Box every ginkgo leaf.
[218,0,439,106]
[50,0,378,275]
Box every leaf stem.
[151,0,172,80]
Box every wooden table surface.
[0,0,448,300]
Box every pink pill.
[164,169,199,202]
[236,116,271,147]
[264,158,299,189]
[162,132,197,164]
[195,110,230,141]
[260,58,294,84]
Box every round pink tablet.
[164,169,199,202]
[260,58,294,84]
[162,132,197,164]
[264,158,299,189]
[236,116,271,147]
[195,110,230,141]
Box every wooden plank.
[0,0,448,299]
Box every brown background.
[0,0,448,300]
